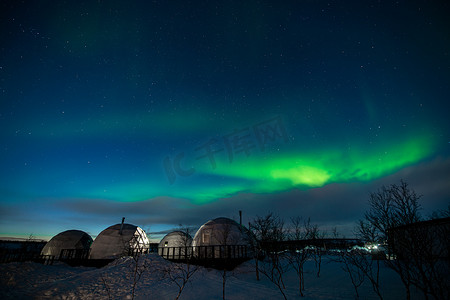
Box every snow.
[0,254,425,299]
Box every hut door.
[202,230,211,244]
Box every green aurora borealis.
[83,127,438,205]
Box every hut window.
[202,230,211,244]
[164,241,168,247]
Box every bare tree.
[99,228,153,300]
[287,217,320,297]
[217,221,232,300]
[357,180,447,300]
[112,236,149,300]
[130,253,148,300]
[162,260,198,300]
[355,249,383,300]
[250,213,289,300]
[100,273,112,300]
[306,220,324,277]
[430,205,450,219]
[127,228,152,300]
[161,225,199,300]
[214,219,244,300]
[334,249,366,298]
[331,227,383,300]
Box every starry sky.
[1,0,449,241]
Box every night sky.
[1,1,449,241]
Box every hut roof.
[41,230,92,258]
[89,223,149,259]
[192,217,249,247]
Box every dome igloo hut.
[158,231,193,260]
[89,220,149,259]
[40,230,93,259]
[192,217,252,260]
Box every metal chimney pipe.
[119,217,125,235]
[239,210,242,226]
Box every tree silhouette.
[359,180,449,300]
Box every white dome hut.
[192,217,251,259]
[158,231,192,259]
[41,230,93,258]
[89,223,149,259]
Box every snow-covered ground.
[0,254,425,299]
